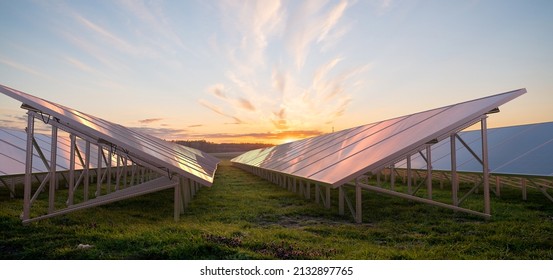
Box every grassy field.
[1,157,553,259]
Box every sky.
[0,0,552,144]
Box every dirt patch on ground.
[256,215,355,228]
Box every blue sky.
[1,0,552,143]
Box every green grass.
[1,158,553,259]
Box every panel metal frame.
[393,121,553,203]
[0,84,218,223]
[232,89,527,222]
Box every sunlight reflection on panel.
[0,84,220,185]
[232,89,527,187]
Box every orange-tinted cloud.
[138,118,163,124]
[189,129,324,144]
[237,97,256,111]
[209,83,227,99]
[271,108,288,129]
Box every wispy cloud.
[237,98,256,111]
[199,99,244,124]
[199,0,366,140]
[208,84,227,99]
[130,126,188,140]
[73,14,137,55]
[191,129,324,142]
[117,0,186,50]
[47,0,189,77]
[0,114,27,130]
[138,118,163,124]
[286,0,350,70]
[221,0,285,71]
[0,57,52,79]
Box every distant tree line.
[174,140,273,153]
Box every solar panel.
[232,89,526,187]
[0,84,220,223]
[0,127,119,175]
[395,122,553,177]
[0,84,219,186]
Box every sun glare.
[282,138,298,144]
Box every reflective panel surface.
[0,127,120,175]
[232,89,527,186]
[0,84,219,185]
[395,122,553,177]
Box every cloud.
[199,99,244,124]
[191,129,324,141]
[271,108,288,130]
[272,68,287,94]
[200,0,364,141]
[208,84,227,99]
[0,114,26,129]
[60,30,130,72]
[0,57,52,79]
[130,126,188,140]
[237,97,256,111]
[138,118,163,124]
[117,0,185,46]
[188,124,203,128]
[220,0,285,71]
[317,0,348,43]
[380,0,393,9]
[63,56,98,74]
[286,0,350,70]
[73,14,138,56]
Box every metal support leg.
[68,134,76,206]
[426,145,432,199]
[495,176,501,197]
[96,146,103,197]
[184,178,191,208]
[10,178,15,198]
[521,178,527,201]
[315,184,320,204]
[355,178,362,223]
[390,165,395,191]
[407,155,412,194]
[305,182,311,199]
[179,177,185,213]
[107,149,112,193]
[325,185,331,209]
[174,184,181,222]
[115,155,120,191]
[22,112,35,221]
[287,177,291,191]
[451,134,458,206]
[339,186,344,215]
[481,117,491,215]
[48,126,58,213]
[83,141,90,201]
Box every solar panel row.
[0,84,219,186]
[0,127,120,176]
[232,89,527,187]
[395,121,553,177]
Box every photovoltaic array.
[232,89,527,187]
[0,84,219,186]
[0,127,119,176]
[395,121,553,177]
